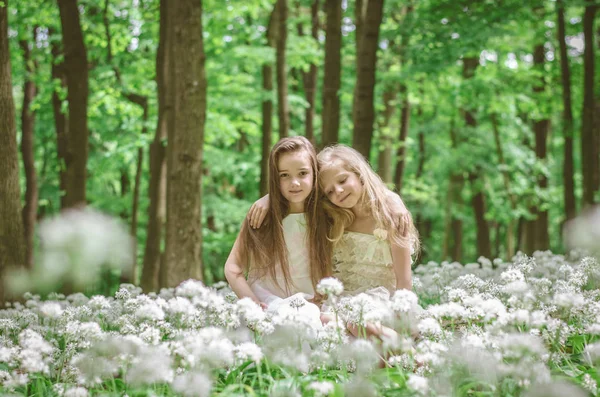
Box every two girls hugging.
[224,136,419,339]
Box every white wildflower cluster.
[8,208,134,294]
[0,251,599,396]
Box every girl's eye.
[300,171,309,176]
[340,178,347,184]
[280,173,289,178]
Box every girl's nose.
[291,179,300,186]
[336,185,344,194]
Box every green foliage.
[6,0,599,290]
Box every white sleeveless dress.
[247,213,321,329]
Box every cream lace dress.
[332,230,400,300]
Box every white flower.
[39,301,63,319]
[582,373,598,396]
[584,342,600,365]
[234,342,263,363]
[172,370,212,397]
[124,345,173,386]
[390,289,419,313]
[175,279,209,298]
[501,268,525,283]
[316,277,344,296]
[307,381,335,396]
[64,387,89,397]
[134,302,165,321]
[418,318,442,337]
[553,292,585,309]
[11,209,134,292]
[407,374,429,395]
[373,228,388,241]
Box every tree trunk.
[164,0,207,287]
[581,4,597,207]
[298,0,319,145]
[50,31,69,209]
[394,86,410,192]
[463,57,492,259]
[321,0,342,147]
[57,0,89,208]
[145,0,169,291]
[444,119,463,262]
[392,4,413,193]
[377,89,396,183]
[557,0,576,222]
[469,171,492,259]
[276,0,289,138]
[125,95,148,285]
[522,41,551,255]
[19,30,39,268]
[260,4,278,197]
[491,113,517,259]
[533,43,550,251]
[352,0,384,160]
[0,2,27,304]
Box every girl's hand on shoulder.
[247,194,270,228]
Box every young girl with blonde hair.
[317,144,419,299]
[224,136,331,313]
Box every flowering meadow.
[2,249,600,397]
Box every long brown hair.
[240,136,332,295]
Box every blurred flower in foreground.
[8,208,133,293]
[564,205,600,257]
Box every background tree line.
[0,0,599,300]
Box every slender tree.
[491,113,517,259]
[523,41,550,252]
[19,28,39,268]
[443,118,464,261]
[0,1,27,304]
[392,4,413,193]
[376,89,396,183]
[103,0,149,284]
[463,57,492,259]
[394,84,410,192]
[57,0,89,208]
[321,0,342,147]
[50,30,68,209]
[164,0,207,287]
[352,0,384,159]
[557,0,576,222]
[260,3,278,196]
[141,0,169,292]
[298,0,319,145]
[276,0,289,138]
[581,3,597,206]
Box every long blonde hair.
[240,137,332,295]
[317,145,420,254]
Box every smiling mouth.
[339,193,350,203]
[289,190,303,194]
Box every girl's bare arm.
[390,240,412,290]
[224,234,261,303]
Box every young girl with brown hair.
[224,136,331,310]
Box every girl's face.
[320,163,363,209]
[277,151,314,213]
